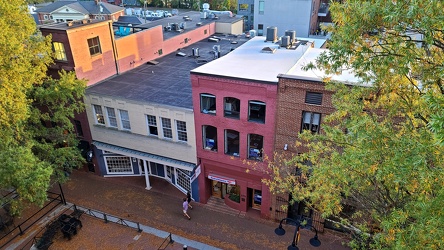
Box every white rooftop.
[191,36,316,83]
[286,48,362,85]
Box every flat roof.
[285,48,362,85]
[86,34,249,109]
[134,11,243,40]
[191,36,316,83]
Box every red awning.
[208,173,236,185]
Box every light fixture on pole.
[274,216,321,250]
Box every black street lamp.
[275,217,321,250]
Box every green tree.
[0,0,86,214]
[264,1,444,249]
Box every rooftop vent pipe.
[202,3,233,17]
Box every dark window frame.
[87,36,101,56]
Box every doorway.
[211,181,228,199]
[249,189,262,210]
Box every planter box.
[224,194,241,210]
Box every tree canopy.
[264,1,444,249]
[0,0,86,214]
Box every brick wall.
[275,77,335,154]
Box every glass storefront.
[211,180,240,200]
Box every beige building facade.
[84,94,197,193]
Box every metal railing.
[0,191,64,249]
[157,233,174,250]
[73,204,142,232]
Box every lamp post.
[274,217,321,250]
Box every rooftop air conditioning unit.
[281,36,291,48]
[266,26,278,42]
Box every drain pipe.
[108,21,120,74]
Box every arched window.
[203,125,217,151]
[224,97,240,119]
[225,129,239,157]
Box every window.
[251,4,254,14]
[177,168,191,192]
[302,111,321,133]
[224,97,240,119]
[158,49,163,55]
[74,120,84,137]
[119,109,131,130]
[87,36,101,56]
[225,129,240,157]
[248,101,266,123]
[203,125,217,151]
[146,115,158,135]
[105,156,133,173]
[258,24,264,36]
[305,92,323,105]
[106,107,117,128]
[176,120,188,142]
[239,3,249,11]
[204,29,207,35]
[161,117,172,139]
[259,0,264,14]
[248,134,263,161]
[44,15,48,20]
[53,42,67,61]
[200,94,216,114]
[93,105,105,125]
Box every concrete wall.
[253,0,320,37]
[85,95,197,164]
[191,74,278,218]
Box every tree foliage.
[0,0,86,214]
[264,1,444,249]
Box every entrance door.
[212,180,222,198]
[251,189,262,210]
[166,166,173,183]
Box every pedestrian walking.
[187,191,193,209]
[182,198,191,220]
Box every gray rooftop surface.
[86,34,249,109]
[134,11,243,40]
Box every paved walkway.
[49,170,350,250]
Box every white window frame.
[146,115,158,136]
[176,120,188,142]
[105,156,134,174]
[161,117,173,139]
[119,109,131,130]
[93,104,105,125]
[200,93,216,114]
[106,107,118,128]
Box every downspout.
[108,21,120,74]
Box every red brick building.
[190,36,324,219]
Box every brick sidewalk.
[45,170,350,250]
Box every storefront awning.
[208,173,236,185]
[93,141,195,172]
